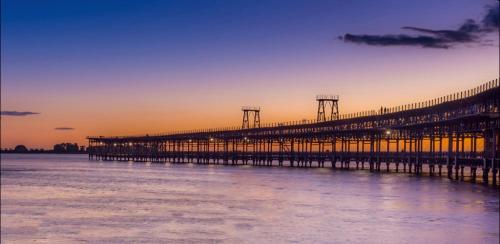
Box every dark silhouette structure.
[2,143,86,154]
[316,95,339,122]
[88,79,500,185]
[14,145,28,153]
[53,143,80,153]
[241,106,261,129]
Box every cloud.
[402,19,480,42]
[54,127,75,130]
[1,111,40,116]
[482,4,499,29]
[341,33,450,49]
[340,3,499,49]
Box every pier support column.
[483,129,496,185]
[369,137,375,172]
[455,133,460,180]
[492,129,499,186]
[447,132,453,179]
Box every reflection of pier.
[88,79,500,185]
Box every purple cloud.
[1,111,40,116]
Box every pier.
[88,79,500,185]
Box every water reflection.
[1,154,498,243]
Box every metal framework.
[317,95,339,122]
[88,79,500,186]
[242,106,261,129]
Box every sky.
[1,0,499,149]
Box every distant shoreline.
[1,152,88,154]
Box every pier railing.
[88,79,500,185]
[88,79,499,139]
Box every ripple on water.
[1,154,498,244]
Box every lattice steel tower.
[242,106,261,129]
[316,95,339,122]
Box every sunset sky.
[1,0,499,149]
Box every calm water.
[1,154,498,243]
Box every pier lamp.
[385,130,391,135]
[210,138,214,142]
[244,137,248,141]
[113,143,117,146]
[188,139,192,142]
[128,142,133,146]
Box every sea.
[1,154,498,243]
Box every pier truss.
[241,106,261,129]
[316,95,339,122]
[88,79,500,185]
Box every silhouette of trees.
[1,143,86,153]
[53,143,80,153]
[14,145,28,153]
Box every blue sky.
[1,0,498,148]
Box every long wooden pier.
[88,79,500,185]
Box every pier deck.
[88,79,500,185]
